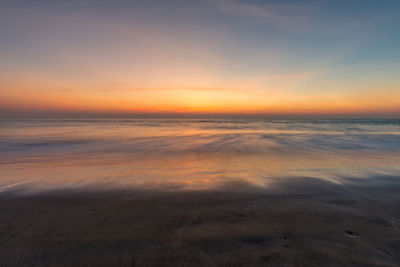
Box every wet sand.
[1,176,399,266]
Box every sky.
[1,0,400,118]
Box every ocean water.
[1,119,400,193]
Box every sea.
[1,119,400,193]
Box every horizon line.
[1,109,400,120]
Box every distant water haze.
[1,119,400,193]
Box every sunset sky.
[1,0,400,117]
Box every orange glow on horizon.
[1,67,400,117]
[1,87,399,116]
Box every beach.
[1,175,400,266]
[1,119,400,266]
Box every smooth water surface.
[1,119,400,192]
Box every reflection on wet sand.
[1,119,400,192]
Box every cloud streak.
[215,0,317,32]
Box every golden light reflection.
[2,120,400,192]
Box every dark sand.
[1,176,400,266]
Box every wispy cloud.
[216,0,278,18]
[215,0,316,32]
[215,0,395,36]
